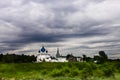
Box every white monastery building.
[36,46,68,62]
[36,46,51,62]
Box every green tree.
[83,54,87,62]
[99,51,108,63]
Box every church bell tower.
[56,48,60,58]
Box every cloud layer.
[0,0,120,58]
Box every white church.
[36,46,68,62]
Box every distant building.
[55,48,68,62]
[36,46,81,62]
[36,46,51,62]
[66,54,77,62]
[75,56,82,62]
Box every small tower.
[56,48,61,58]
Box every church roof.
[41,46,46,52]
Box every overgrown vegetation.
[0,54,36,63]
[0,62,120,80]
[0,51,120,80]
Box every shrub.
[93,69,104,77]
[102,68,114,77]
[61,67,71,76]
[50,69,63,77]
[70,69,80,77]
[41,70,48,75]
[80,68,93,80]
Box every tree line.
[0,54,36,63]
[66,51,120,63]
[0,51,119,63]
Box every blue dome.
[41,46,46,52]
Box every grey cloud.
[0,0,120,56]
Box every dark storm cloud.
[0,0,120,56]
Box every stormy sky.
[0,0,120,58]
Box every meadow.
[0,62,120,80]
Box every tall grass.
[0,62,120,80]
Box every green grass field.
[0,62,120,80]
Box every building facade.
[36,46,51,62]
[36,46,81,62]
